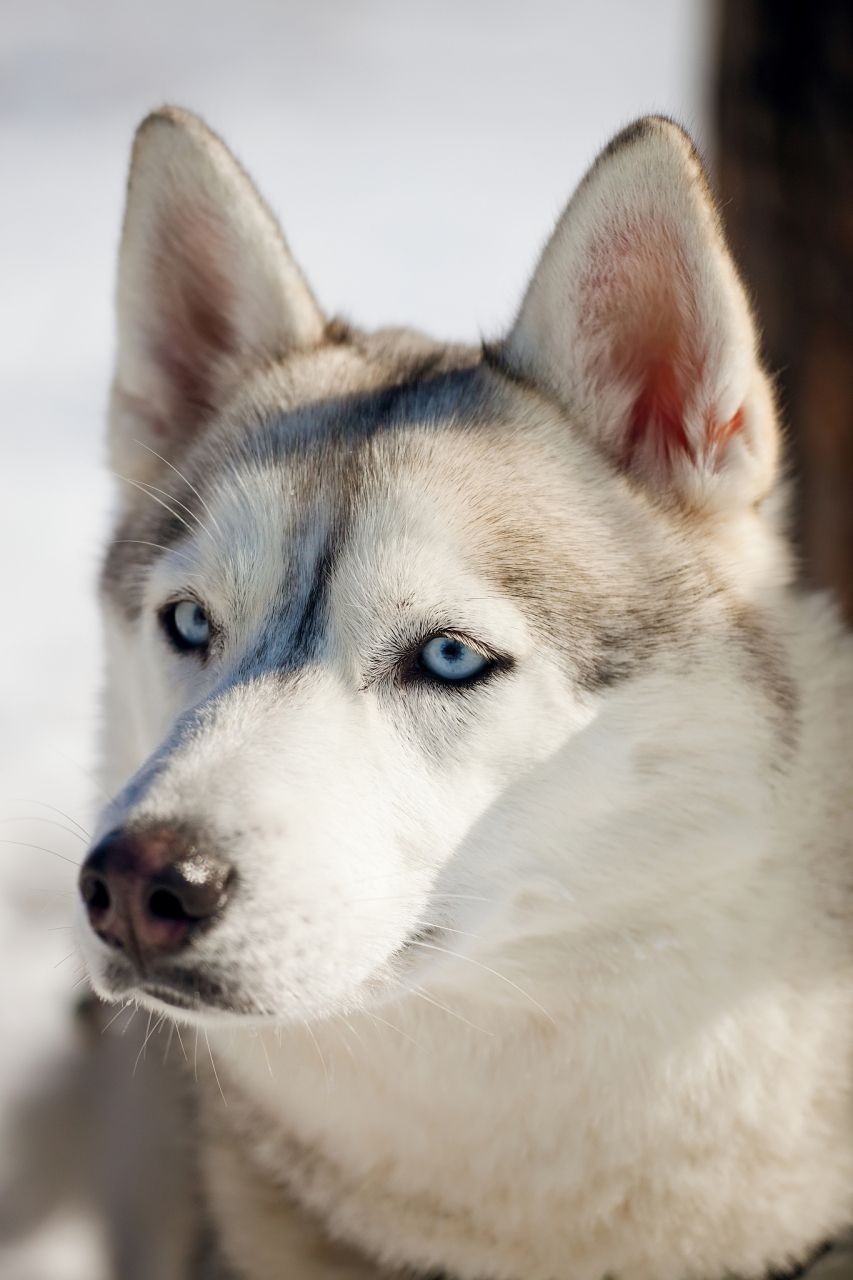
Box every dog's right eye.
[418,636,491,683]
[161,600,211,652]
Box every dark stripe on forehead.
[243,362,500,465]
[230,548,337,681]
[288,528,341,664]
[219,369,503,676]
[101,358,505,623]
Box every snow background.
[0,2,711,1274]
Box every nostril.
[148,887,192,922]
[81,872,110,913]
[79,827,232,960]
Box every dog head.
[77,109,788,1025]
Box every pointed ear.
[109,107,325,487]
[501,117,778,512]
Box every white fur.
[78,110,853,1280]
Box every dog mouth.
[139,978,229,1013]
[88,920,457,1024]
[97,954,265,1017]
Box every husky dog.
[77,107,853,1280]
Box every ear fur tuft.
[110,106,325,487]
[502,116,779,512]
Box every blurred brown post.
[716,0,853,620]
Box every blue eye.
[164,600,211,651]
[418,636,490,683]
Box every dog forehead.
[102,342,496,612]
[234,384,577,586]
[209,357,557,565]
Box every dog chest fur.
[194,609,853,1280]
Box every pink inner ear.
[619,347,745,476]
[581,225,746,478]
[711,406,744,450]
[622,353,691,472]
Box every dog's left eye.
[162,600,211,652]
[418,636,490,683]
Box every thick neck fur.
[195,588,853,1280]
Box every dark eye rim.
[158,599,214,656]
[400,631,512,690]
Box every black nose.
[79,827,232,971]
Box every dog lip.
[95,950,227,1010]
[139,966,258,1014]
[141,970,218,1004]
[139,981,210,1011]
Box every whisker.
[111,540,199,567]
[412,986,493,1036]
[163,1020,175,1065]
[54,949,78,969]
[115,474,199,538]
[363,1010,387,1047]
[134,1012,165,1076]
[135,479,213,538]
[120,1007,139,1036]
[339,1016,367,1049]
[102,1002,132,1034]
[260,1032,274,1078]
[436,893,496,904]
[2,817,88,843]
[50,749,114,806]
[0,839,81,867]
[333,1018,357,1061]
[194,1026,199,1082]
[412,918,484,942]
[33,893,70,920]
[174,1021,189,1062]
[305,1023,331,1089]
[132,439,224,535]
[116,478,212,542]
[408,940,556,1025]
[205,1028,228,1105]
[368,1011,431,1056]
[7,801,91,839]
[110,542,206,589]
[305,865,474,892]
[349,892,494,906]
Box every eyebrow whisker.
[131,438,224,535]
[115,475,203,539]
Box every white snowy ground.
[0,3,709,1275]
